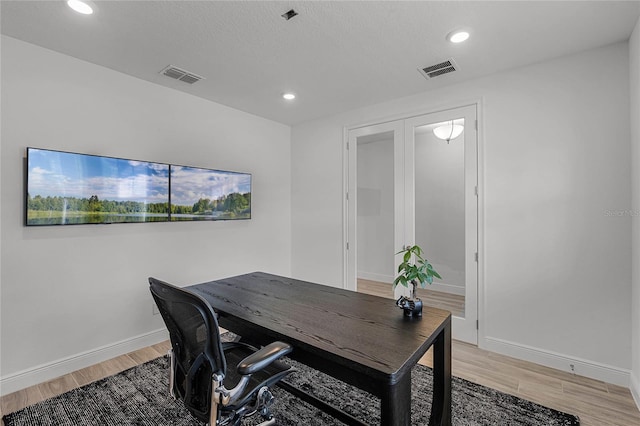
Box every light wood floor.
[2,285,639,425]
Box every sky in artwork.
[170,165,251,206]
[27,148,169,203]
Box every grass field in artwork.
[26,209,169,225]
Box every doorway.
[345,104,479,344]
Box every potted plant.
[393,244,441,317]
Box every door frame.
[342,101,485,345]
[404,105,478,344]
[345,120,405,294]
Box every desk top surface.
[187,272,451,380]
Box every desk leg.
[429,322,452,426]
[380,372,411,425]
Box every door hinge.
[346,242,350,250]
[346,192,349,200]
[474,252,478,262]
[346,141,350,150]
[475,119,478,130]
[474,186,478,196]
[476,320,479,330]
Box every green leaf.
[395,276,408,287]
[394,244,443,289]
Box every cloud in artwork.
[28,149,169,203]
[27,149,250,207]
[170,166,251,206]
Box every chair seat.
[222,342,294,411]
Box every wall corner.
[629,14,640,411]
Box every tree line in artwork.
[27,192,251,216]
[184,192,251,216]
[27,194,168,215]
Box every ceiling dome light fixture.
[67,0,93,15]
[433,121,464,143]
[447,30,470,44]
[282,93,296,100]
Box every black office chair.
[149,277,294,426]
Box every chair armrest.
[237,341,292,375]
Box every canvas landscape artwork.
[170,166,251,221]
[25,148,251,226]
[26,148,170,225]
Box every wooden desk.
[188,272,451,426]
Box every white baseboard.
[631,370,640,411]
[357,271,394,284]
[427,282,465,296]
[483,336,631,387]
[357,272,465,296]
[0,328,169,396]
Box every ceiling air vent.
[160,65,204,84]
[418,58,458,80]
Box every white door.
[345,104,479,344]
[404,105,478,344]
[346,121,404,291]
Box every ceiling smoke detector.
[417,58,458,80]
[160,65,204,84]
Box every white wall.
[357,138,395,282]
[291,42,632,385]
[630,16,640,410]
[0,36,292,393]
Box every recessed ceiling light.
[67,0,93,15]
[447,30,470,44]
[282,93,296,100]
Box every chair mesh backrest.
[149,277,226,422]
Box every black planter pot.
[396,296,423,317]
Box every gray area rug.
[3,354,579,426]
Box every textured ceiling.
[2,1,639,125]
